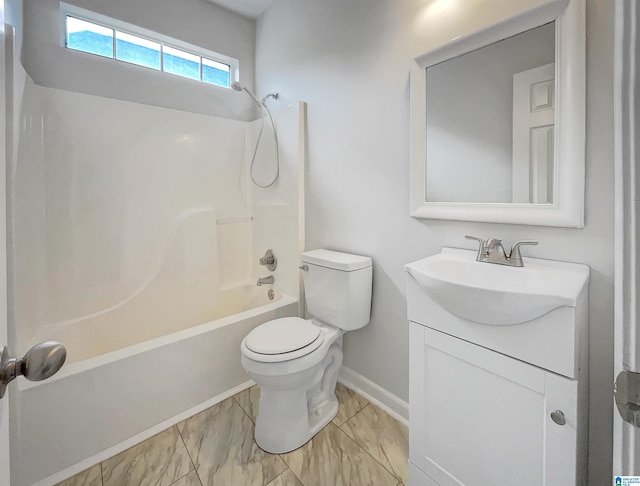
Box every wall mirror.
[410,0,585,227]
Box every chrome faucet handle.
[259,249,278,271]
[465,235,486,260]
[509,240,539,267]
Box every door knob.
[550,410,566,426]
[0,341,67,399]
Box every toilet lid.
[244,317,322,355]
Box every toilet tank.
[301,249,373,330]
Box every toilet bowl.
[240,249,373,453]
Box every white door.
[613,0,639,476]
[0,0,11,483]
[512,63,555,204]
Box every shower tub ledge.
[11,295,298,486]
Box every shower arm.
[231,82,279,108]
[261,92,279,104]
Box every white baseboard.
[34,380,255,486]
[338,366,408,426]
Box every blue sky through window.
[116,31,161,70]
[65,16,232,88]
[66,17,113,58]
[163,46,200,81]
[202,58,230,87]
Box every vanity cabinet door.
[409,323,578,486]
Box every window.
[162,46,200,81]
[60,3,236,89]
[66,17,113,58]
[116,32,161,70]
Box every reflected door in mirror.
[513,63,555,204]
[425,23,555,204]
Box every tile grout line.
[338,402,371,430]
[266,467,288,485]
[276,455,305,486]
[334,422,401,483]
[233,393,256,425]
[176,424,204,486]
[277,438,300,472]
[265,467,292,486]
[273,452,290,479]
[340,401,409,483]
[287,467,305,486]
[99,461,105,486]
[334,391,371,426]
[332,422,402,484]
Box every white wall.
[256,0,614,483]
[426,22,555,203]
[22,0,257,120]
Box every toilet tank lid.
[301,249,372,271]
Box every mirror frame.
[410,0,585,227]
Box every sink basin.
[405,247,589,325]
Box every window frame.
[59,2,239,88]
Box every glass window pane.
[116,31,161,70]
[66,16,114,58]
[162,46,200,80]
[202,57,230,87]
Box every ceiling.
[205,0,276,18]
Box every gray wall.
[256,0,614,483]
[22,0,257,120]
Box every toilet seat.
[242,317,325,363]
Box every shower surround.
[8,79,306,485]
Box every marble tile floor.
[56,383,408,486]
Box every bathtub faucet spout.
[256,275,274,286]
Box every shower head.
[231,81,262,107]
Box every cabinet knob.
[550,410,566,426]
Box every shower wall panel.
[248,102,306,308]
[11,79,253,353]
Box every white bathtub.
[11,293,298,486]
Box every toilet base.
[253,343,343,454]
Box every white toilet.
[240,249,373,453]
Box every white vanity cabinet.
[409,323,581,486]
[405,249,589,486]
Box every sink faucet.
[465,236,538,267]
[256,275,275,286]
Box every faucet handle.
[465,235,486,260]
[465,235,485,245]
[509,240,538,267]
